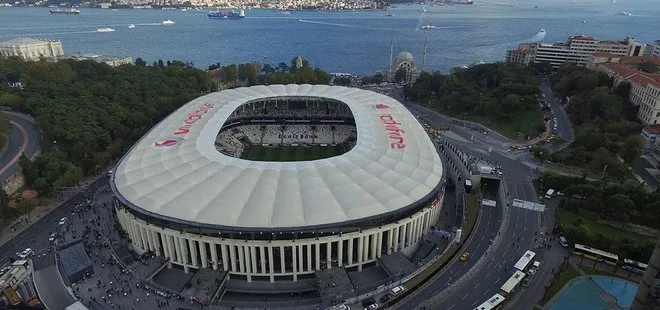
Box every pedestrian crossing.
[512,199,545,212]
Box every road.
[0,112,41,181]
[540,80,574,149]
[399,105,543,310]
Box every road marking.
[461,293,469,300]
[494,278,500,284]
[474,283,480,289]
[0,120,29,176]
[448,305,455,310]
[485,272,491,278]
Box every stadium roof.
[112,85,443,230]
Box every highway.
[0,112,41,181]
[400,105,542,310]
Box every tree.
[620,136,644,163]
[19,153,37,186]
[638,61,659,74]
[603,193,634,221]
[135,58,147,66]
[395,67,407,83]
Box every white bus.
[513,250,536,271]
[500,271,526,297]
[622,258,648,275]
[473,293,506,310]
[573,244,619,266]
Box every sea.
[0,0,658,74]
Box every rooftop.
[643,125,660,135]
[0,37,58,47]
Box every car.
[59,217,67,225]
[459,251,470,261]
[49,233,57,242]
[16,248,34,259]
[364,303,379,310]
[528,268,537,275]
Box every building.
[644,40,660,57]
[631,239,660,310]
[0,260,41,307]
[59,53,133,67]
[641,126,660,151]
[384,51,422,83]
[507,35,646,69]
[0,37,64,61]
[587,54,660,125]
[110,85,444,284]
[505,43,536,66]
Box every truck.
[478,165,495,175]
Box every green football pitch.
[242,145,346,161]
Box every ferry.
[615,11,632,16]
[386,13,395,17]
[208,9,245,19]
[49,8,80,14]
[97,28,115,32]
[421,25,437,30]
[162,19,175,25]
[128,24,136,29]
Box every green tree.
[395,67,407,83]
[620,136,644,163]
[135,58,147,66]
[638,61,659,73]
[603,193,634,221]
[19,153,37,186]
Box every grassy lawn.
[578,265,621,278]
[538,262,582,307]
[461,107,544,140]
[557,209,650,243]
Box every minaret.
[422,35,428,72]
[631,238,660,310]
[389,39,394,74]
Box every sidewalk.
[0,173,106,248]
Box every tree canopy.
[2,56,212,193]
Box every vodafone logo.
[154,137,184,148]
[375,103,390,110]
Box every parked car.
[59,217,67,225]
[49,233,58,242]
[364,303,379,310]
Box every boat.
[615,11,632,16]
[421,25,437,30]
[49,8,80,14]
[280,11,291,15]
[208,9,245,19]
[96,28,115,32]
[582,20,587,23]
[386,13,395,16]
[539,28,546,34]
[162,19,175,25]
[128,24,136,29]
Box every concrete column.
[326,242,332,269]
[188,239,198,268]
[161,233,170,260]
[370,234,377,260]
[268,246,275,282]
[393,227,399,252]
[259,246,266,274]
[357,236,364,271]
[348,238,354,265]
[152,231,161,256]
[166,235,176,265]
[306,245,312,272]
[401,224,408,248]
[315,244,321,270]
[387,229,394,255]
[376,232,383,258]
[144,228,153,251]
[210,243,218,270]
[338,239,343,267]
[279,246,285,274]
[363,236,370,262]
[221,244,229,271]
[229,245,237,272]
[251,246,258,276]
[292,245,298,282]
[199,241,208,268]
[179,237,189,273]
[239,246,248,280]
[297,245,304,273]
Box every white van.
[390,286,404,297]
[544,189,555,199]
[559,236,569,248]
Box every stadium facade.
[110,85,444,282]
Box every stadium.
[110,84,444,283]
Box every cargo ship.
[207,9,245,19]
[49,8,81,14]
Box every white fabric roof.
[113,85,443,229]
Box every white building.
[644,40,660,57]
[0,37,64,61]
[507,35,646,69]
[641,126,660,151]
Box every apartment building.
[506,35,646,69]
[641,125,660,151]
[505,43,537,66]
[644,40,660,57]
[588,54,660,125]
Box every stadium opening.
[110,84,444,283]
